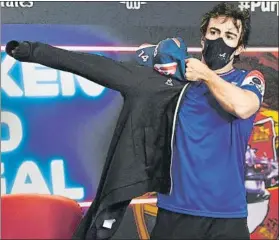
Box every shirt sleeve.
[17,41,140,94]
[240,70,266,104]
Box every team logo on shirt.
[241,70,265,96]
[165,78,174,86]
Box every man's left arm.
[186,58,265,119]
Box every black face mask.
[202,38,237,70]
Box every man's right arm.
[6,41,139,94]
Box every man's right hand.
[5,41,31,61]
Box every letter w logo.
[120,1,147,10]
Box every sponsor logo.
[241,71,265,96]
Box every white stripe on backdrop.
[1,46,278,52]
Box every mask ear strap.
[228,50,237,63]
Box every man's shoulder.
[238,69,265,89]
[232,68,265,86]
[234,68,264,79]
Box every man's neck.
[214,63,234,75]
[201,57,234,75]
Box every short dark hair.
[200,2,251,48]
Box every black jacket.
[6,41,190,239]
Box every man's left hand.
[185,58,211,81]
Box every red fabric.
[1,194,83,239]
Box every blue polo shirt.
[157,68,265,218]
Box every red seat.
[1,194,83,239]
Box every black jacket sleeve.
[5,41,140,93]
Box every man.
[151,3,265,240]
[5,4,264,239]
